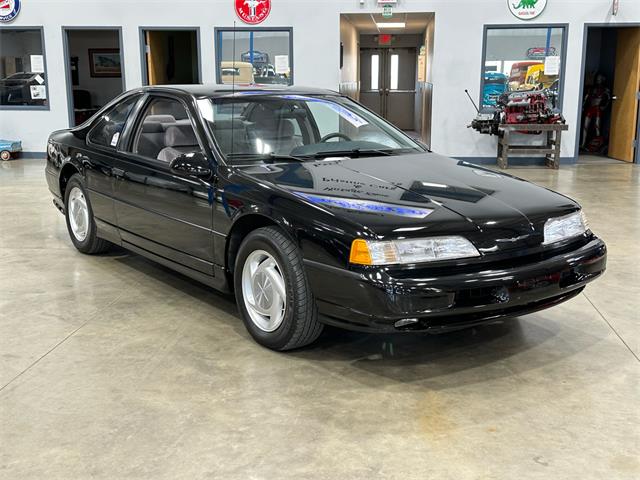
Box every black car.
[45,85,606,350]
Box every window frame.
[214,26,294,85]
[478,23,569,112]
[0,26,50,111]
[122,92,208,168]
[86,93,144,151]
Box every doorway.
[578,25,640,164]
[360,47,417,130]
[339,13,434,146]
[140,28,200,86]
[63,28,125,127]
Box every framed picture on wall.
[88,49,121,77]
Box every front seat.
[271,119,302,154]
[157,125,199,163]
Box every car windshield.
[197,94,424,163]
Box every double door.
[360,48,417,130]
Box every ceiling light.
[376,22,406,28]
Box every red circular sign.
[235,0,271,25]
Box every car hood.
[236,152,578,252]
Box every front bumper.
[305,237,607,333]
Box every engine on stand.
[467,89,565,136]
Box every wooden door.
[609,28,640,162]
[145,31,167,85]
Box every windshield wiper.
[311,148,400,159]
[226,152,308,163]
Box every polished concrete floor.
[1,158,638,479]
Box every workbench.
[497,123,569,169]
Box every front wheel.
[64,174,110,254]
[0,150,11,161]
[234,226,323,351]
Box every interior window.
[0,29,48,108]
[132,97,202,162]
[217,29,292,86]
[481,26,566,109]
[88,94,140,148]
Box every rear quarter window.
[88,95,141,148]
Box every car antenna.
[464,89,480,113]
[231,21,237,158]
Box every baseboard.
[17,152,46,159]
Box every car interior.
[133,98,202,163]
[202,99,405,159]
[128,96,414,164]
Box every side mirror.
[170,152,212,178]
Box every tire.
[0,150,11,161]
[234,226,323,351]
[64,174,110,254]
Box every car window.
[88,95,141,148]
[197,95,422,161]
[132,97,203,163]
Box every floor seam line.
[583,292,639,363]
[0,291,127,395]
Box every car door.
[81,94,144,233]
[112,93,215,275]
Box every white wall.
[2,0,639,157]
[339,15,359,99]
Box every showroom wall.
[1,0,639,159]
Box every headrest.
[141,121,164,134]
[281,119,295,137]
[257,119,295,139]
[164,125,198,147]
[146,114,176,124]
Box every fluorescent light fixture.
[376,22,406,28]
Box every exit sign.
[378,34,392,45]
[382,5,393,17]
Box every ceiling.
[342,12,433,35]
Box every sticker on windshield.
[280,95,369,128]
[110,132,120,147]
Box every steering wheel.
[320,132,352,143]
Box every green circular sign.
[508,0,547,20]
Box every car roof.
[139,84,340,99]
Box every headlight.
[349,236,480,265]
[543,211,588,245]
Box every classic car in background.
[0,72,46,106]
[482,71,509,106]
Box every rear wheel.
[64,174,110,254]
[234,226,323,350]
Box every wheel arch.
[59,162,82,200]
[225,212,298,284]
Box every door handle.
[112,167,125,179]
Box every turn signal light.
[349,239,372,265]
